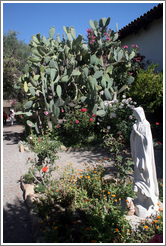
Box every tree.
[3,30,31,100]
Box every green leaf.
[29,87,35,96]
[118,85,129,94]
[31,35,40,44]
[106,65,113,75]
[101,77,106,88]
[53,105,60,118]
[65,96,71,105]
[35,123,39,134]
[96,110,106,117]
[105,17,111,26]
[83,67,89,77]
[89,19,95,29]
[113,33,118,42]
[56,85,62,98]
[72,69,81,76]
[24,101,33,109]
[49,27,55,38]
[27,120,35,127]
[24,64,29,74]
[93,70,103,79]
[104,73,110,82]
[128,76,134,85]
[61,75,69,83]
[24,81,28,92]
[50,69,57,81]
[33,75,40,81]
[102,17,107,26]
[63,26,68,34]
[49,60,57,68]
[67,33,72,42]
[104,88,112,100]
[31,48,42,58]
[28,56,41,63]
[90,54,97,65]
[117,50,123,61]
[92,104,98,114]
[129,51,135,60]
[70,27,76,39]
[40,65,44,73]
[107,78,113,89]
[94,20,98,28]
[100,101,105,110]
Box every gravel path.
[3,122,163,243]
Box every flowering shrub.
[32,161,163,243]
[24,130,60,191]
[95,96,136,145]
[61,107,96,146]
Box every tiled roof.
[119,3,163,39]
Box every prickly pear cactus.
[15,17,136,131]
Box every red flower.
[90,118,93,122]
[76,120,79,124]
[92,114,96,117]
[57,125,60,128]
[42,166,47,172]
[148,234,163,243]
[81,108,87,112]
[156,122,159,125]
[38,139,41,142]
[158,142,162,145]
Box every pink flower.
[123,45,128,49]
[92,114,96,117]
[61,109,64,113]
[156,122,159,125]
[39,126,42,128]
[57,125,60,128]
[131,45,135,48]
[129,115,133,119]
[90,118,93,122]
[29,124,32,126]
[76,120,79,124]
[44,111,49,116]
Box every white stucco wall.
[121,17,163,72]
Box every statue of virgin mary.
[130,107,159,218]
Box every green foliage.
[61,107,96,145]
[31,161,163,243]
[15,17,137,133]
[3,29,30,100]
[24,130,60,188]
[127,63,163,113]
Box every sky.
[2,1,161,44]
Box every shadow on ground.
[3,197,32,243]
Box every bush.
[127,63,163,114]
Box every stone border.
[20,176,46,243]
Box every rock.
[24,146,30,152]
[19,143,24,152]
[25,184,35,200]
[60,145,67,151]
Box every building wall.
[121,17,163,72]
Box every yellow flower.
[144,225,148,229]
[112,194,115,197]
[69,187,72,190]
[119,198,121,200]
[40,220,44,223]
[94,171,96,173]
[115,199,118,202]
[156,226,159,229]
[80,175,83,178]
[108,192,111,194]
[98,172,101,174]
[154,220,158,223]
[103,190,105,192]
[95,177,97,180]
[88,176,90,179]
[157,216,161,219]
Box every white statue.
[130,107,159,218]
